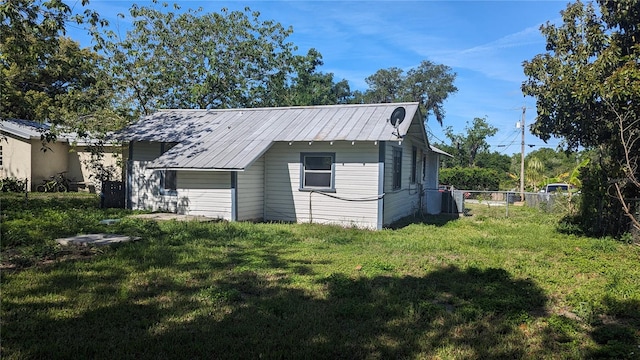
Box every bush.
[578,161,637,237]
[1,177,27,192]
[439,167,500,190]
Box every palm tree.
[525,157,545,192]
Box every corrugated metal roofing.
[118,102,425,170]
[1,119,49,139]
[0,118,108,146]
[430,145,453,157]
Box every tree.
[522,0,640,236]
[523,147,582,184]
[283,49,352,106]
[475,152,511,174]
[97,3,303,116]
[0,0,118,132]
[404,60,458,126]
[440,117,498,167]
[525,156,545,192]
[362,60,457,125]
[364,67,404,104]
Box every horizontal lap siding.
[130,161,177,212]
[129,141,231,219]
[130,143,176,212]
[265,142,379,228]
[177,171,232,219]
[237,157,264,221]
[131,141,161,161]
[383,139,422,225]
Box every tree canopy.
[438,117,498,168]
[0,0,119,131]
[522,0,640,236]
[361,60,458,125]
[2,0,459,136]
[94,3,301,115]
[280,49,353,106]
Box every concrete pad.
[56,233,140,247]
[129,213,216,222]
[99,218,121,225]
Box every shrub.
[1,177,27,192]
[439,167,500,190]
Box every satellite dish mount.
[389,106,406,138]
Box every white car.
[542,183,571,193]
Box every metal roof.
[118,102,428,170]
[0,119,49,139]
[0,119,108,146]
[430,145,453,157]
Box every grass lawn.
[1,193,639,359]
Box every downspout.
[377,141,386,230]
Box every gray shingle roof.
[118,102,425,170]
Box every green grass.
[1,194,639,359]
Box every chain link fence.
[439,189,580,217]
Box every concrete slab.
[56,233,140,247]
[99,218,121,225]
[129,213,216,222]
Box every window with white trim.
[301,153,335,190]
[0,145,3,168]
[392,147,402,190]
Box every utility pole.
[520,106,526,200]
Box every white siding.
[424,151,439,190]
[129,160,233,219]
[265,141,380,228]
[131,142,161,161]
[237,157,264,221]
[177,171,232,219]
[129,142,176,212]
[383,138,424,225]
[130,161,177,212]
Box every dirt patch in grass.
[1,245,104,271]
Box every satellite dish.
[390,107,406,127]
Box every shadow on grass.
[388,213,460,229]
[588,297,640,359]
[2,250,552,359]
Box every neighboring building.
[0,119,123,192]
[118,102,450,229]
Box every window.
[301,153,335,190]
[161,170,177,192]
[392,147,402,190]
[411,146,417,183]
[160,142,177,193]
[0,145,3,168]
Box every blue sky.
[70,0,571,156]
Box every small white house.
[118,102,450,229]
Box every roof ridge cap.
[154,102,421,113]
